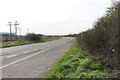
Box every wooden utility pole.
[8,22,12,41]
[18,27,21,41]
[18,27,21,36]
[14,21,19,40]
[28,28,29,34]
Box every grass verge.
[0,37,61,48]
[41,37,61,42]
[46,42,111,78]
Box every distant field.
[0,37,61,48]
[0,35,16,41]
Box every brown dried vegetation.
[77,1,120,78]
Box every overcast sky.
[0,0,112,35]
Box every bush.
[77,1,120,78]
[25,33,42,41]
[46,42,111,78]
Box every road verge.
[46,42,111,78]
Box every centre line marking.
[41,48,45,49]
[0,48,53,69]
[34,49,39,51]
[0,40,72,69]
[6,55,17,58]
[23,51,30,54]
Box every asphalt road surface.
[0,37,74,78]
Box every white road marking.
[33,49,39,51]
[0,47,53,69]
[23,51,30,54]
[41,48,45,49]
[47,46,50,47]
[47,68,50,70]
[6,55,17,58]
[0,40,72,69]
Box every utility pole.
[8,22,12,41]
[27,28,29,34]
[18,27,21,41]
[14,21,19,40]
[18,27,21,36]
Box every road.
[0,37,74,78]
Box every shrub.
[25,33,42,41]
[77,1,120,78]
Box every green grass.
[0,37,61,48]
[0,41,32,47]
[46,42,111,78]
[41,37,61,42]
